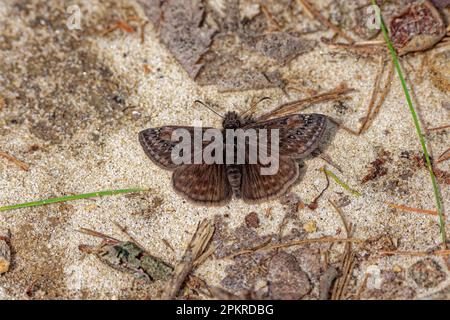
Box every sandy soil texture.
[0,0,449,299]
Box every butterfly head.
[222,112,242,129]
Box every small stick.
[437,148,450,164]
[228,237,362,258]
[261,4,281,31]
[140,20,149,44]
[360,60,395,134]
[308,168,330,210]
[0,151,29,171]
[427,124,450,132]
[386,202,439,216]
[298,0,354,44]
[161,219,215,300]
[354,273,369,300]
[380,249,450,257]
[258,84,354,121]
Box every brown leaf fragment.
[267,251,311,300]
[244,32,316,64]
[409,258,447,289]
[157,0,216,78]
[390,0,446,55]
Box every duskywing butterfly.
[139,103,327,206]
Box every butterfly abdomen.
[226,165,242,198]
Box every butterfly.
[139,103,327,206]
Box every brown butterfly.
[139,103,327,206]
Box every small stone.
[409,258,446,288]
[268,252,311,300]
[393,265,403,273]
[244,212,260,229]
[0,232,11,275]
[303,220,317,233]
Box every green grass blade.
[0,188,149,212]
[372,1,447,245]
[321,168,362,197]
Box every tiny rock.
[244,212,260,229]
[303,220,317,233]
[0,232,11,275]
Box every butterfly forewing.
[139,126,214,170]
[245,113,327,159]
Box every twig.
[161,219,215,300]
[0,151,29,171]
[387,202,439,216]
[427,124,450,132]
[228,237,362,258]
[380,250,450,257]
[308,167,330,210]
[258,84,354,121]
[354,273,369,300]
[360,60,395,134]
[437,148,450,164]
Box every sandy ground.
[0,0,449,299]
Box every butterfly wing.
[172,164,232,206]
[244,113,327,159]
[139,126,214,170]
[241,157,299,203]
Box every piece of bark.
[161,219,215,299]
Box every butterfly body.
[139,111,327,206]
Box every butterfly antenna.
[242,96,271,116]
[194,100,224,118]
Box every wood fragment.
[0,151,29,171]
[161,219,215,300]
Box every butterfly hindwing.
[172,164,232,206]
[241,156,299,203]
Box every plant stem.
[372,1,446,245]
[0,188,149,212]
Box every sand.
[0,0,449,299]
